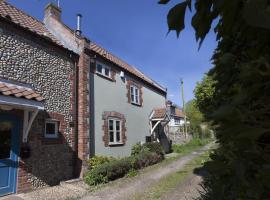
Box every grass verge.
[130,151,211,200]
[172,138,213,155]
[81,139,213,197]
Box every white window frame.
[108,118,122,145]
[96,61,111,78]
[175,119,180,125]
[130,85,140,105]
[44,120,59,139]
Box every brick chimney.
[44,3,62,21]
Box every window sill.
[109,143,124,147]
[131,102,142,107]
[96,72,115,82]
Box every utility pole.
[181,78,188,138]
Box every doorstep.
[0,195,24,200]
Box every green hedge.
[84,151,163,185]
[131,142,165,158]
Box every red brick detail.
[17,160,32,193]
[102,111,127,147]
[77,49,90,164]
[126,80,143,107]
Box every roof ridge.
[91,42,132,68]
[91,42,167,92]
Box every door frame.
[0,113,20,196]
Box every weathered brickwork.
[0,22,76,192]
[126,79,143,106]
[102,111,127,147]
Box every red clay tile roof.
[0,1,63,47]
[152,108,167,119]
[90,42,167,93]
[175,108,185,118]
[0,80,44,102]
[0,1,166,92]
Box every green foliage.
[185,99,204,137]
[131,142,165,158]
[84,152,163,186]
[143,142,165,157]
[132,151,163,170]
[131,142,150,156]
[160,0,270,199]
[172,138,210,154]
[87,155,115,170]
[194,75,216,116]
[126,168,138,177]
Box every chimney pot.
[76,14,82,36]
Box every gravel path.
[161,172,204,200]
[1,143,213,200]
[80,143,213,200]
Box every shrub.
[126,168,138,177]
[87,155,115,170]
[84,151,164,185]
[132,151,163,170]
[143,142,165,157]
[131,142,165,158]
[84,157,132,185]
[131,142,150,156]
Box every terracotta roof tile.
[152,108,167,119]
[0,80,44,102]
[0,1,63,47]
[175,108,185,118]
[90,42,167,93]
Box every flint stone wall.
[0,25,75,191]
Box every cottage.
[0,1,167,196]
[0,1,78,196]
[43,3,167,159]
[150,100,191,146]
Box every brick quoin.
[77,46,90,177]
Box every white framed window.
[175,119,180,125]
[96,62,111,78]
[45,120,59,138]
[108,118,122,144]
[130,85,140,105]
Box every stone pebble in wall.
[0,31,74,137]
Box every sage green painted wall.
[93,66,166,157]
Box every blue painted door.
[0,114,20,196]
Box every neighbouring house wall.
[93,59,166,157]
[0,21,76,192]
[44,9,91,172]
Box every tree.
[194,74,216,117]
[185,99,203,137]
[159,0,270,199]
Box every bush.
[87,155,115,170]
[84,157,132,185]
[143,142,165,157]
[131,142,165,158]
[132,151,163,170]
[84,151,164,185]
[131,142,148,156]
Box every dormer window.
[96,62,111,78]
[130,85,140,105]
